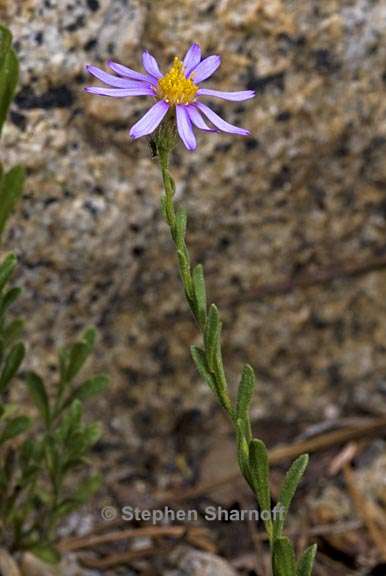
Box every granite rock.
[0,0,385,461]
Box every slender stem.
[155,141,314,576]
[156,144,235,421]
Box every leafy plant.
[0,25,108,563]
[154,121,317,575]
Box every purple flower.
[85,44,255,151]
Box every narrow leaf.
[3,318,24,344]
[0,286,22,316]
[236,418,250,479]
[0,25,12,69]
[0,38,19,135]
[297,544,317,576]
[249,438,272,537]
[25,371,50,427]
[0,253,17,291]
[191,345,217,396]
[0,341,25,393]
[0,165,25,236]
[237,365,256,419]
[82,326,97,348]
[192,264,207,326]
[236,364,256,441]
[72,374,109,402]
[63,327,96,383]
[69,398,83,425]
[0,415,30,443]
[273,537,297,576]
[204,304,220,371]
[175,207,187,247]
[273,454,309,539]
[29,544,61,565]
[177,249,193,298]
[72,473,101,502]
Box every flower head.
[85,44,255,151]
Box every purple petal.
[84,86,155,98]
[197,88,255,101]
[186,105,216,132]
[107,60,157,86]
[196,102,250,136]
[130,100,169,139]
[176,105,197,150]
[142,51,163,79]
[183,43,201,76]
[85,65,150,89]
[190,55,221,84]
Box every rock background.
[1,0,386,464]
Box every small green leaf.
[44,435,60,473]
[82,326,96,348]
[29,544,61,565]
[0,166,25,236]
[204,304,220,371]
[69,398,83,425]
[297,544,317,576]
[0,30,19,135]
[0,415,30,443]
[273,454,309,540]
[236,364,256,442]
[192,264,207,326]
[57,399,83,441]
[25,371,50,427]
[237,365,256,419]
[82,421,102,447]
[0,26,12,69]
[0,341,25,393]
[175,207,187,247]
[249,438,272,537]
[72,374,109,402]
[0,286,22,316]
[177,248,193,299]
[273,537,297,576]
[72,473,102,503]
[3,318,24,344]
[236,418,250,479]
[0,253,17,291]
[167,172,176,195]
[191,345,217,396]
[62,327,96,383]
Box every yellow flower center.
[157,57,198,106]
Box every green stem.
[156,143,235,421]
[155,139,314,576]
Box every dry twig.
[344,463,386,561]
[158,417,386,503]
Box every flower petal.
[84,86,155,98]
[196,102,250,136]
[183,43,202,76]
[85,65,150,88]
[130,100,169,139]
[107,60,158,85]
[142,51,163,79]
[197,88,255,101]
[176,105,197,150]
[190,55,221,83]
[186,105,216,132]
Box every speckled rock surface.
[1,0,385,457]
